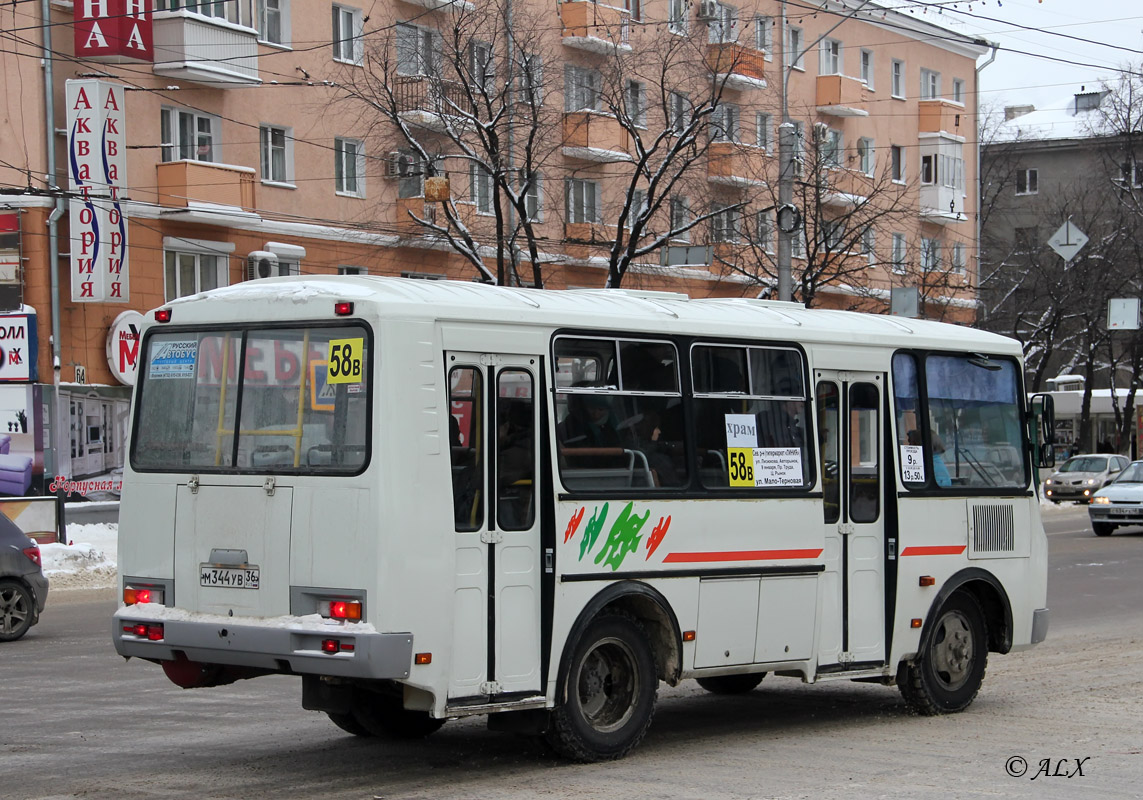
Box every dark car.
[0,514,49,641]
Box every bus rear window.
[131,325,370,474]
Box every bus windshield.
[131,324,370,474]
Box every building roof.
[993,89,1112,143]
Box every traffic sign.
[1047,220,1088,262]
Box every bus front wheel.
[899,592,988,715]
[547,610,658,762]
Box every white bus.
[113,278,1050,762]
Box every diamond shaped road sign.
[1047,220,1089,262]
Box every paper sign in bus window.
[753,447,803,487]
[148,340,198,380]
[900,444,925,482]
[327,338,364,384]
[725,414,758,446]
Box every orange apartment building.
[0,0,989,485]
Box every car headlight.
[1091,496,1111,505]
[1045,478,1054,485]
[1086,478,1098,485]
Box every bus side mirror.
[1030,394,1056,469]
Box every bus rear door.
[446,352,542,701]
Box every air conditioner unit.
[697,0,719,21]
[246,251,279,280]
[385,151,417,179]
[812,122,830,141]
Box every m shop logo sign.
[74,0,153,62]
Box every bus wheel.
[1092,522,1115,537]
[325,711,373,737]
[548,611,657,762]
[353,689,446,739]
[696,673,766,694]
[899,593,988,715]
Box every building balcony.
[156,160,256,211]
[919,183,965,225]
[706,43,767,92]
[815,75,870,117]
[707,141,765,188]
[563,112,632,162]
[394,77,473,131]
[918,99,968,136]
[818,169,872,207]
[152,11,259,86]
[403,0,474,9]
[560,2,631,54]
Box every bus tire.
[1092,522,1114,537]
[899,592,988,716]
[352,688,446,739]
[695,673,766,694]
[548,610,657,762]
[325,711,373,737]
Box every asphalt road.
[3,506,1140,800]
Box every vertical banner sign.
[74,0,153,62]
[67,79,129,303]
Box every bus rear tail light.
[124,585,165,605]
[919,576,936,587]
[124,622,165,641]
[321,638,355,654]
[154,308,173,323]
[334,301,354,316]
[325,599,362,621]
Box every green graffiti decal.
[594,502,651,571]
[579,503,609,561]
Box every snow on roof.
[993,88,1113,142]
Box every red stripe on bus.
[662,549,824,563]
[899,545,967,556]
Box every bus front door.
[447,352,543,702]
[815,371,886,670]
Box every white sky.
[916,0,1143,110]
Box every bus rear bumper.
[1030,607,1049,644]
[112,607,414,680]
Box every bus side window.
[449,367,484,531]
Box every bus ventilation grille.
[970,504,1015,553]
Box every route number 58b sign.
[327,338,364,384]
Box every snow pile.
[39,523,119,590]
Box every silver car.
[1088,460,1143,536]
[0,514,49,641]
[1044,454,1129,503]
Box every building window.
[668,0,687,34]
[708,3,738,44]
[627,80,646,127]
[862,227,875,266]
[669,91,690,134]
[921,154,936,185]
[628,189,647,231]
[260,125,292,184]
[396,22,441,77]
[890,145,905,182]
[891,233,906,272]
[753,15,772,58]
[711,205,741,243]
[858,137,874,175]
[625,0,641,23]
[520,170,542,222]
[470,164,494,214]
[164,250,225,302]
[332,4,363,65]
[952,78,965,104]
[755,112,771,150]
[157,0,245,24]
[920,237,940,271]
[711,103,740,142]
[1016,168,1038,195]
[335,137,364,197]
[860,49,873,89]
[566,178,599,224]
[160,107,219,162]
[819,218,845,250]
[787,25,804,69]
[1121,161,1143,188]
[565,65,602,112]
[791,229,805,258]
[468,40,494,94]
[339,265,368,275]
[257,0,288,46]
[820,38,841,76]
[670,196,690,240]
[891,59,904,98]
[516,53,543,105]
[951,241,966,274]
[921,69,941,100]
[754,210,773,253]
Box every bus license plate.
[199,566,260,589]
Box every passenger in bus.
[558,392,622,448]
[909,429,951,486]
